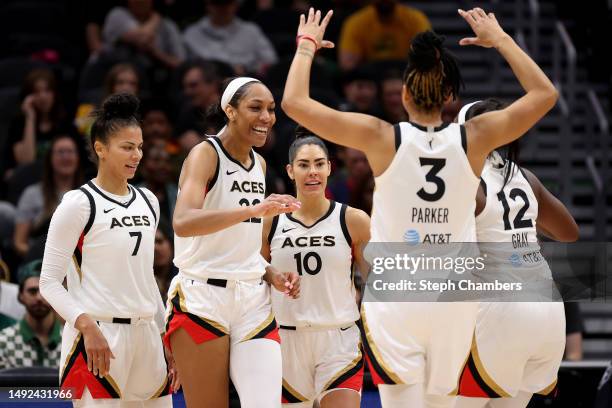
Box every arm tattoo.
[297,49,314,59]
[296,44,315,59]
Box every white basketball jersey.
[67,181,160,319]
[370,122,479,244]
[173,136,267,280]
[476,159,550,281]
[269,201,359,327]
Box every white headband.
[220,77,260,114]
[457,100,482,124]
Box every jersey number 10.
[293,252,322,276]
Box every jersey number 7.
[129,231,142,256]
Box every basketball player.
[282,7,558,407]
[165,77,301,407]
[262,127,370,407]
[40,93,174,407]
[454,99,578,408]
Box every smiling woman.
[167,77,301,408]
[39,93,175,407]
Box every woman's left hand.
[297,8,335,50]
[164,344,181,392]
[265,266,301,299]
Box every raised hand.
[297,8,335,50]
[458,8,509,48]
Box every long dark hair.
[21,68,65,124]
[465,98,520,190]
[403,31,463,113]
[40,132,85,222]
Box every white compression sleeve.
[39,190,90,328]
[230,338,282,408]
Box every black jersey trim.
[460,125,467,153]
[518,166,529,181]
[268,215,279,244]
[78,187,96,236]
[135,187,157,224]
[203,138,220,191]
[211,136,256,172]
[86,181,136,208]
[340,204,352,247]
[479,178,487,197]
[408,121,451,132]
[286,201,336,229]
[393,124,401,151]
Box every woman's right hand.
[21,95,36,118]
[251,194,301,218]
[75,314,115,377]
[458,8,509,49]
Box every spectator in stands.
[339,65,379,115]
[153,218,177,304]
[338,0,431,71]
[379,69,408,123]
[3,68,68,181]
[328,147,373,213]
[105,63,140,96]
[176,60,224,140]
[183,0,278,75]
[138,143,177,224]
[75,63,141,136]
[0,260,62,369]
[102,0,185,69]
[141,98,179,152]
[13,134,85,260]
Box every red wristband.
[296,34,318,50]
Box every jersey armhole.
[268,215,279,244]
[460,124,467,154]
[480,178,487,197]
[339,204,352,247]
[394,124,402,151]
[135,186,158,224]
[78,187,96,236]
[203,138,220,191]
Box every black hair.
[90,93,141,159]
[204,77,261,133]
[465,98,520,190]
[288,125,329,163]
[403,31,462,112]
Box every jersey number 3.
[417,158,446,202]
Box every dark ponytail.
[465,98,520,190]
[403,31,463,112]
[90,93,140,155]
[288,125,329,163]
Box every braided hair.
[403,31,463,112]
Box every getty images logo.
[403,229,420,245]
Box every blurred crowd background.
[0,1,610,393]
